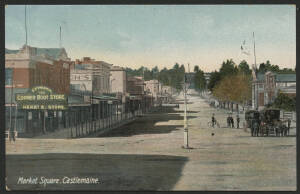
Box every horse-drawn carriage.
[245,110,260,129]
[245,108,289,137]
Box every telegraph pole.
[25,5,28,45]
[253,32,257,70]
[253,32,258,110]
[59,26,62,48]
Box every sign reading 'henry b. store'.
[16,86,68,110]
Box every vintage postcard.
[5,4,296,191]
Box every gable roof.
[5,48,19,54]
[36,48,66,60]
[276,73,296,82]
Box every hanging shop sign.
[15,86,68,110]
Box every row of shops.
[5,86,154,137]
[5,46,171,138]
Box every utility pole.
[24,5,28,45]
[183,64,189,149]
[253,32,258,110]
[14,103,18,140]
[253,32,257,70]
[59,26,62,48]
[9,70,13,141]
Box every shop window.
[5,68,13,85]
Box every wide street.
[6,92,296,191]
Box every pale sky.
[5,5,296,72]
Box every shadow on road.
[99,107,197,137]
[6,153,188,191]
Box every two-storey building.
[252,71,296,110]
[5,45,72,136]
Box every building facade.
[127,76,145,96]
[5,45,71,94]
[70,57,112,96]
[110,66,127,95]
[144,80,160,99]
[264,71,296,104]
[161,85,173,95]
[252,71,296,110]
[5,45,72,136]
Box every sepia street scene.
[5,5,296,191]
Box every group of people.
[211,112,293,136]
[226,114,240,128]
[211,113,240,129]
[251,117,292,137]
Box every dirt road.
[6,93,296,190]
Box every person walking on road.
[9,129,15,142]
[251,119,259,136]
[231,116,234,128]
[212,113,216,128]
[227,115,230,128]
[287,118,291,136]
[236,114,240,129]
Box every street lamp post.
[183,67,189,149]
[9,69,14,141]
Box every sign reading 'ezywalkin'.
[15,86,68,110]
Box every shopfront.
[15,86,68,137]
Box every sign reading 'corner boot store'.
[15,86,68,110]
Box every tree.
[151,66,159,79]
[157,67,170,86]
[208,71,221,91]
[144,68,152,81]
[173,63,180,70]
[194,67,206,92]
[238,60,252,75]
[194,65,199,72]
[212,73,251,105]
[271,92,296,111]
[219,59,238,78]
[257,60,290,73]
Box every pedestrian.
[212,113,216,128]
[243,121,247,132]
[253,119,259,136]
[227,115,230,128]
[287,118,291,136]
[231,116,234,128]
[236,114,240,129]
[250,119,255,136]
[9,130,15,142]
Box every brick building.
[5,45,72,136]
[252,71,296,110]
[5,45,71,94]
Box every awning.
[93,95,119,101]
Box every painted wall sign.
[16,86,68,110]
[71,74,92,81]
